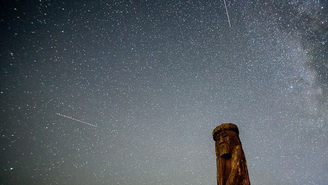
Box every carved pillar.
[212,123,250,185]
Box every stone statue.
[212,123,250,185]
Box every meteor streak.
[56,113,97,128]
[223,0,231,28]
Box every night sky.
[1,0,328,184]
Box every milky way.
[1,1,327,185]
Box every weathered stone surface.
[213,123,250,185]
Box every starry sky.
[1,0,328,184]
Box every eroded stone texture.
[213,123,250,185]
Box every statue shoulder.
[232,145,242,154]
[231,145,245,165]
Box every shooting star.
[56,113,97,128]
[223,0,231,28]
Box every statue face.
[217,131,231,158]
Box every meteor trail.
[56,113,97,128]
[223,0,231,28]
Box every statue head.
[213,123,241,158]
